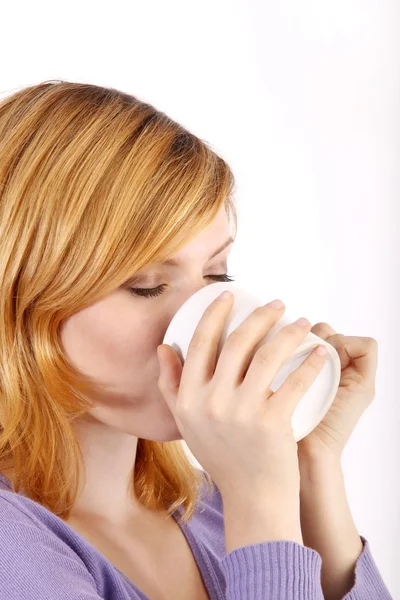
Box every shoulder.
[0,486,124,599]
[0,479,75,541]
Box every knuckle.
[285,326,302,341]
[204,402,225,422]
[253,346,271,366]
[188,332,208,352]
[231,409,253,427]
[286,372,307,394]
[226,328,244,346]
[254,305,279,318]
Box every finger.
[213,302,286,387]
[237,318,312,414]
[326,335,378,387]
[310,322,337,340]
[262,344,329,419]
[177,291,235,392]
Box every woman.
[0,80,392,599]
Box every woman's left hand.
[297,322,379,461]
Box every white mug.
[163,281,341,442]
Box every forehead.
[160,208,232,266]
[161,236,233,267]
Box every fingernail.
[265,299,284,309]
[316,345,327,356]
[294,317,310,327]
[218,291,232,301]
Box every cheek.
[60,298,162,378]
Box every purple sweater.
[0,471,392,599]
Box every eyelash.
[129,273,235,298]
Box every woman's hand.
[156,296,328,501]
[297,322,379,462]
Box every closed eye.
[129,273,235,298]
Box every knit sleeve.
[0,520,105,600]
[340,535,393,599]
[219,539,325,600]
[219,535,393,600]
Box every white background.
[1,0,399,596]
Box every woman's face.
[60,207,234,442]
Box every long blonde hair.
[0,79,237,523]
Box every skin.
[60,204,382,599]
[60,206,233,528]
[296,325,379,599]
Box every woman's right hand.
[157,291,328,515]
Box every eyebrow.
[159,236,234,267]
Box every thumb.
[157,344,185,431]
[157,343,184,396]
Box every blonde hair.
[0,79,237,523]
